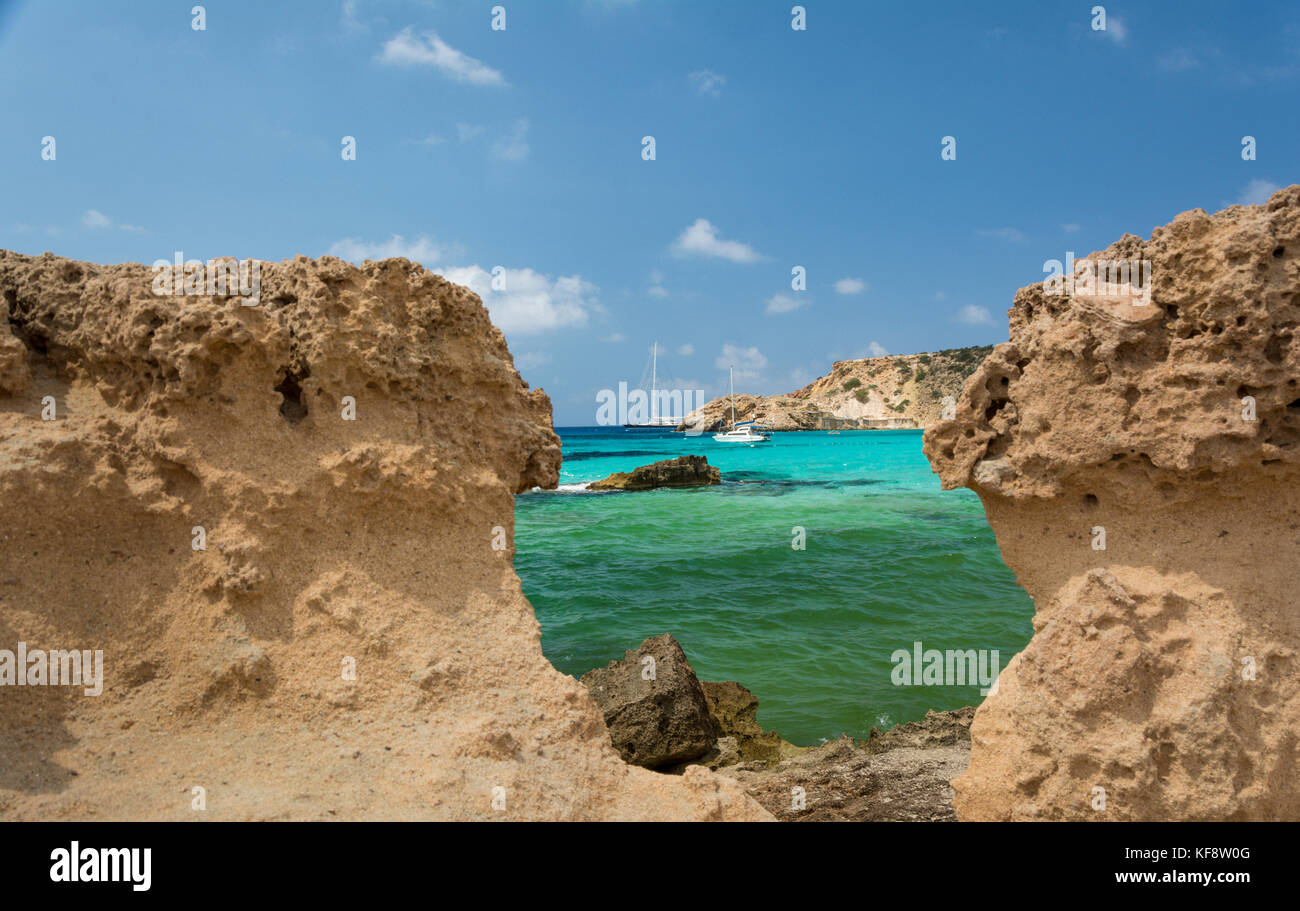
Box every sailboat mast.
[729,365,736,427]
[651,342,658,422]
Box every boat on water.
[624,341,682,429]
[713,366,772,443]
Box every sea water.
[514,427,1034,745]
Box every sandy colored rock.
[0,250,770,821]
[587,455,720,491]
[924,186,1300,820]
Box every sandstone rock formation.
[924,186,1300,821]
[679,346,991,433]
[587,454,721,491]
[0,250,770,821]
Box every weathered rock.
[588,454,720,490]
[0,250,770,821]
[924,185,1300,821]
[699,680,806,768]
[580,635,716,768]
[719,707,974,821]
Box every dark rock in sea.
[579,634,716,768]
[587,455,720,491]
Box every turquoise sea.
[514,427,1034,746]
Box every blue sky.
[2,0,1296,424]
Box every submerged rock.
[588,454,721,491]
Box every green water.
[514,427,1034,745]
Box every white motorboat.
[713,366,772,443]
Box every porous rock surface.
[0,250,770,821]
[924,187,1300,820]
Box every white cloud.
[1099,15,1128,46]
[670,219,762,263]
[1238,179,1281,206]
[328,237,593,335]
[377,28,507,86]
[407,134,446,146]
[438,265,597,334]
[491,119,530,161]
[932,291,948,302]
[765,293,808,314]
[81,210,145,233]
[676,343,694,356]
[647,285,669,298]
[328,234,449,263]
[866,341,889,357]
[977,227,1026,243]
[602,332,626,343]
[957,304,995,325]
[1061,222,1081,233]
[715,343,767,382]
[834,277,866,295]
[688,69,726,97]
[457,123,486,142]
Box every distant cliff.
[678,345,994,433]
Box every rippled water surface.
[514,427,1034,745]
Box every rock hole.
[1084,493,1099,508]
[1274,246,1285,259]
[276,368,310,424]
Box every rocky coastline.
[579,634,972,821]
[676,346,992,433]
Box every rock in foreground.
[580,635,717,768]
[719,707,974,822]
[588,454,721,490]
[924,186,1300,821]
[580,635,805,771]
[0,250,769,821]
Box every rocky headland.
[677,345,992,433]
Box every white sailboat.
[624,341,681,429]
[713,366,772,443]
